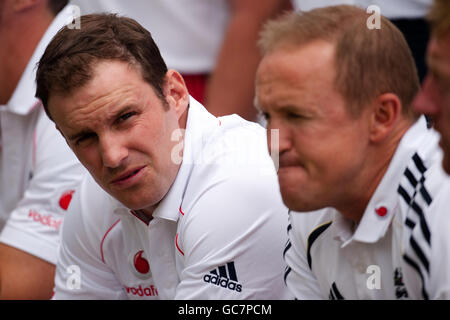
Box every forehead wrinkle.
[62,86,140,140]
[77,83,139,118]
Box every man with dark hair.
[0,0,85,299]
[255,5,450,299]
[36,13,290,299]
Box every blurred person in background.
[0,0,85,299]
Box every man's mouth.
[111,166,145,184]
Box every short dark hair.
[47,0,68,16]
[35,13,168,119]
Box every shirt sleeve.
[284,211,325,299]
[0,111,85,264]
[52,180,127,300]
[174,171,293,299]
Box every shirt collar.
[4,5,76,115]
[113,96,218,222]
[332,116,430,245]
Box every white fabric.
[293,0,432,19]
[0,6,86,264]
[285,117,450,299]
[70,0,230,73]
[53,97,291,300]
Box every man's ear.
[13,0,41,12]
[163,69,189,119]
[369,93,402,143]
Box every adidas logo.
[203,262,242,292]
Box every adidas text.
[203,274,242,292]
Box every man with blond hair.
[255,5,450,299]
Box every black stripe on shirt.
[413,153,427,174]
[283,241,292,259]
[411,201,431,245]
[329,288,336,300]
[329,282,344,300]
[403,253,429,300]
[218,265,227,278]
[412,153,433,205]
[398,185,412,204]
[227,262,238,282]
[419,185,432,206]
[410,236,430,274]
[306,221,332,270]
[404,167,418,188]
[398,185,431,245]
[405,217,416,229]
[284,266,291,285]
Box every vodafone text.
[28,210,62,230]
[124,284,158,297]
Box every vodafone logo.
[59,190,75,210]
[129,250,152,280]
[124,284,158,297]
[28,210,62,230]
[134,251,150,274]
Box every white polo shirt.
[0,6,85,264]
[53,97,291,300]
[284,117,450,299]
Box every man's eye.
[118,112,136,122]
[75,133,96,146]
[287,112,301,119]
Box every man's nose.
[267,121,293,171]
[99,133,128,168]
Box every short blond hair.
[427,0,450,37]
[258,5,419,118]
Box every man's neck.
[336,118,414,225]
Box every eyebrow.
[67,129,94,142]
[66,104,138,141]
[105,104,136,123]
[277,104,311,115]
